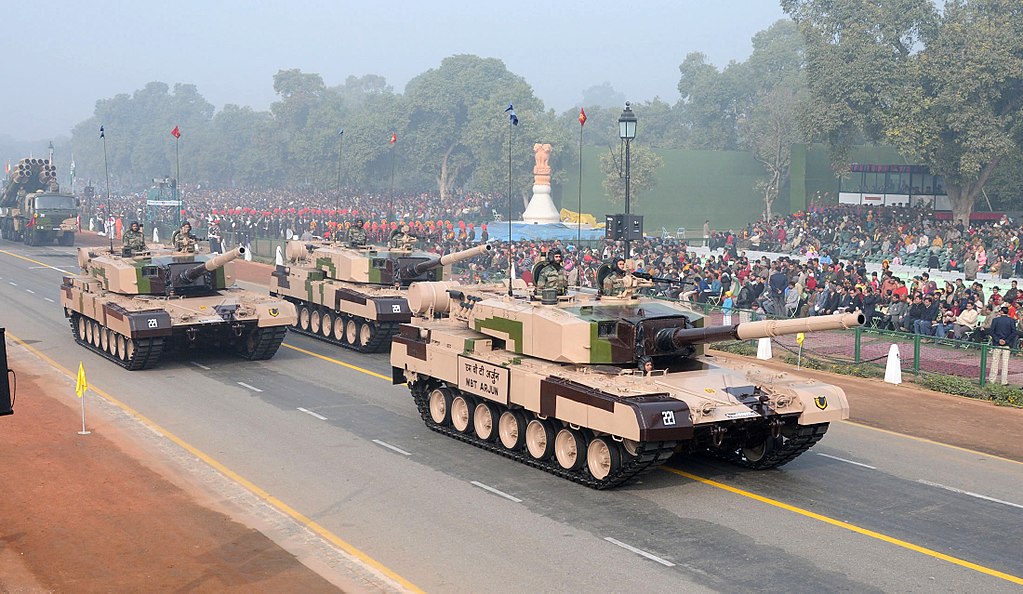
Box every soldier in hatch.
[602,257,628,296]
[123,221,147,254]
[347,218,367,247]
[535,248,568,296]
[172,221,197,253]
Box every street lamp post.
[618,102,637,258]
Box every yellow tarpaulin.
[559,208,600,226]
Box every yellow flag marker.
[796,332,805,346]
[75,361,88,398]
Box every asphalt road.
[1,241,1021,592]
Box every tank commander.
[347,218,367,247]
[172,221,197,253]
[535,248,568,296]
[122,221,147,254]
[389,223,417,249]
[602,257,628,296]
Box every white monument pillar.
[521,143,561,224]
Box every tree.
[580,83,626,109]
[599,143,664,206]
[783,0,1023,223]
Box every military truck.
[61,246,296,370]
[1,158,78,246]
[271,240,491,352]
[391,281,863,489]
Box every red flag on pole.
[390,132,397,144]
[171,126,181,139]
[578,107,587,127]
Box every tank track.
[410,381,677,489]
[69,314,165,371]
[707,422,830,469]
[285,300,399,353]
[238,326,289,360]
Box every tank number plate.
[457,356,509,403]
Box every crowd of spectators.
[82,188,1023,346]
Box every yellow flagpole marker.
[75,361,88,398]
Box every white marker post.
[75,361,90,435]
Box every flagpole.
[389,138,396,226]
[577,115,584,287]
[101,127,112,253]
[507,115,513,297]
[175,135,181,227]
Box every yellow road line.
[7,331,422,594]
[282,342,394,381]
[662,467,1023,585]
[0,248,73,274]
[840,419,1023,466]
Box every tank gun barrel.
[655,312,864,351]
[180,246,245,283]
[407,243,493,276]
[632,271,683,284]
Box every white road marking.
[917,479,1023,510]
[237,381,262,392]
[604,537,676,567]
[816,452,877,470]
[8,281,16,286]
[470,481,523,503]
[190,362,212,370]
[372,439,412,456]
[25,289,34,294]
[297,407,327,420]
[44,297,54,303]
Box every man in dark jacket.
[988,305,1017,385]
[913,296,940,335]
[769,265,789,316]
[903,295,925,332]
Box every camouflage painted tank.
[391,281,863,489]
[270,241,492,352]
[61,246,296,370]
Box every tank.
[61,246,297,370]
[270,241,492,352]
[391,282,863,489]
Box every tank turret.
[271,241,492,353]
[392,283,863,489]
[61,245,295,370]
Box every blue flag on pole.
[99,125,105,139]
[505,103,518,126]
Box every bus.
[838,164,950,211]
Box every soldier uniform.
[602,257,627,296]
[389,224,416,249]
[172,223,197,253]
[348,219,367,247]
[122,223,147,253]
[535,249,568,296]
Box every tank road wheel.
[110,332,120,358]
[345,318,359,345]
[358,321,374,347]
[622,439,642,458]
[100,326,110,353]
[123,337,135,361]
[91,321,102,347]
[77,316,88,342]
[525,419,556,461]
[428,387,454,425]
[310,309,322,334]
[320,311,334,338]
[450,394,475,433]
[297,305,311,332]
[741,436,782,466]
[554,428,588,471]
[333,315,346,341]
[83,318,93,344]
[473,402,500,442]
[498,410,527,450]
[586,438,622,481]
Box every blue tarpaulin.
[483,221,606,242]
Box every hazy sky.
[7,0,787,141]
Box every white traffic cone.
[756,337,773,360]
[275,245,284,266]
[244,242,252,261]
[153,227,159,243]
[884,344,902,385]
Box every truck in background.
[1,158,78,246]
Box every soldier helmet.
[355,218,364,227]
[613,256,626,270]
[131,221,140,228]
[549,248,562,259]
